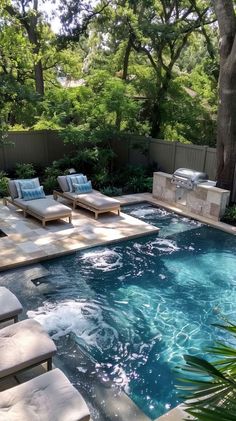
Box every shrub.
[15,163,35,179]
[42,163,65,194]
[0,171,9,197]
[101,186,123,197]
[113,165,153,193]
[221,205,236,226]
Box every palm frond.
[177,320,236,421]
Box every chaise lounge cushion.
[0,287,23,322]
[25,197,71,218]
[13,197,71,218]
[0,368,90,421]
[0,319,57,379]
[63,190,120,210]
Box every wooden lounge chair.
[0,319,56,380]
[0,287,23,325]
[0,368,90,421]
[4,179,72,227]
[54,175,121,219]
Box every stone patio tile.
[0,192,235,271]
[18,241,42,253]
[27,250,48,259]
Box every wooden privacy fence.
[111,136,217,180]
[1,130,217,180]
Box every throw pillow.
[15,178,40,199]
[74,180,92,194]
[22,186,46,201]
[66,174,85,192]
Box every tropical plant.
[177,321,236,421]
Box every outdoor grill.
[171,168,208,190]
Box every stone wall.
[152,172,230,221]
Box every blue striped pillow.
[66,174,87,192]
[74,181,92,194]
[22,186,46,201]
[15,178,40,199]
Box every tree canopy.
[0,0,219,145]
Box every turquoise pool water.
[28,203,236,419]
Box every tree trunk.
[122,37,132,81]
[215,0,236,192]
[216,70,236,190]
[34,60,44,96]
[150,100,161,138]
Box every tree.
[4,0,46,95]
[214,0,236,192]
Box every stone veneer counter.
[153,171,230,221]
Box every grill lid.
[173,168,208,183]
[171,168,208,189]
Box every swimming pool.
[27,203,236,419]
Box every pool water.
[28,203,236,419]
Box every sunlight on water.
[27,203,236,419]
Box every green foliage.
[43,168,62,193]
[221,205,236,226]
[0,0,219,146]
[113,165,153,193]
[15,163,36,179]
[0,171,9,197]
[177,321,236,420]
[160,69,217,146]
[101,186,123,196]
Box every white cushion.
[0,319,57,378]
[64,190,120,210]
[0,287,22,322]
[0,368,90,421]
[26,198,71,218]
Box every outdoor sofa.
[4,178,72,227]
[54,175,121,219]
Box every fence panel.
[46,131,74,162]
[205,148,217,180]
[175,143,206,172]
[149,139,176,173]
[1,131,218,184]
[3,131,48,169]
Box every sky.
[40,0,61,33]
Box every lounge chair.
[0,287,23,324]
[54,175,121,219]
[0,368,90,421]
[0,319,56,380]
[4,179,72,227]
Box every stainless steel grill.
[171,168,208,190]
